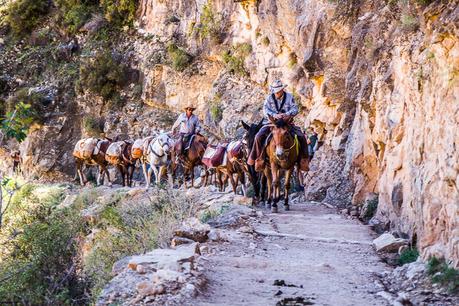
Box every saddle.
[202,143,228,168]
[227,140,244,162]
[131,136,154,159]
[73,138,99,160]
[105,141,130,165]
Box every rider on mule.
[171,104,202,156]
[247,79,309,171]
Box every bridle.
[273,130,298,162]
[149,137,169,158]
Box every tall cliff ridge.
[0,0,458,267]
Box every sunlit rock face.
[137,0,459,266]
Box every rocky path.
[193,201,390,306]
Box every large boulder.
[373,233,408,253]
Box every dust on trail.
[192,200,390,306]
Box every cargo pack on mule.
[202,140,245,169]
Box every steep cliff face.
[131,0,458,265]
[1,0,457,265]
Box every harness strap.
[149,139,165,158]
[272,93,287,113]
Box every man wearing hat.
[247,79,309,171]
[171,105,202,155]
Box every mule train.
[72,118,308,213]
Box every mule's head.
[241,118,263,152]
[157,133,172,154]
[269,116,294,160]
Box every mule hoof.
[271,206,278,213]
[264,202,270,209]
[284,205,290,211]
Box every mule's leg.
[146,166,152,190]
[229,172,237,195]
[129,165,135,187]
[240,171,247,197]
[284,169,293,211]
[271,165,280,213]
[97,166,103,186]
[264,168,272,209]
[297,167,304,188]
[103,165,111,186]
[261,174,267,204]
[116,165,125,187]
[216,170,224,192]
[76,160,85,186]
[192,166,196,188]
[167,165,174,186]
[183,168,189,189]
[152,165,160,185]
[142,162,149,187]
[203,167,208,187]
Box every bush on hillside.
[78,51,128,103]
[0,183,89,304]
[193,0,224,44]
[6,0,50,36]
[167,43,192,72]
[0,183,198,303]
[221,43,252,76]
[100,0,138,27]
[83,116,105,136]
[55,0,94,34]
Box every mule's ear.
[268,115,275,124]
[241,120,250,131]
[257,118,264,128]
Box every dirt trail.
[192,200,390,306]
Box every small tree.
[0,102,35,229]
[1,102,36,142]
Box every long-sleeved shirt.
[172,113,201,135]
[263,92,298,119]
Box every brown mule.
[171,134,208,188]
[213,140,247,195]
[73,138,112,186]
[105,140,137,187]
[265,115,307,213]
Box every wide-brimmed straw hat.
[269,79,288,94]
[183,104,197,111]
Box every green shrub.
[83,187,197,297]
[6,0,50,36]
[78,51,128,103]
[262,36,270,46]
[362,197,378,221]
[56,0,93,34]
[83,116,104,136]
[6,88,48,123]
[401,14,419,31]
[209,95,223,122]
[398,248,419,265]
[200,204,229,223]
[288,52,298,68]
[167,43,192,72]
[1,102,37,142]
[427,257,459,293]
[414,0,433,5]
[100,0,138,28]
[0,184,88,305]
[222,43,252,76]
[194,0,223,44]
